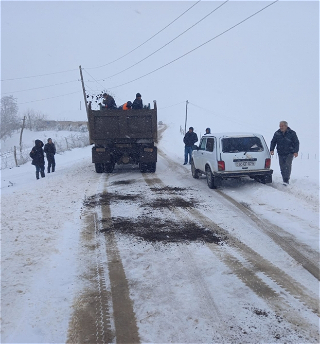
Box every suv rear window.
[222,137,264,153]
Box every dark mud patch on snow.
[150,186,188,194]
[84,192,140,208]
[252,308,269,317]
[111,179,136,186]
[100,217,225,245]
[143,197,197,209]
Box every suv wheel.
[206,166,216,189]
[191,160,199,179]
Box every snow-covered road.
[1,125,319,343]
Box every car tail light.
[265,158,271,169]
[218,161,225,171]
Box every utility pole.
[184,100,189,135]
[79,65,88,120]
[19,116,26,153]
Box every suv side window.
[206,138,214,152]
[199,138,206,150]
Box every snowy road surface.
[1,125,319,343]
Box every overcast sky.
[1,0,319,152]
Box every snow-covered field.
[1,124,319,343]
[1,129,89,170]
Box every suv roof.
[202,132,262,138]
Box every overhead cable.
[107,0,279,90]
[85,0,201,70]
[18,90,80,105]
[95,0,229,81]
[1,68,78,82]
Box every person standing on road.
[270,121,299,185]
[30,139,45,180]
[183,127,198,165]
[44,138,56,173]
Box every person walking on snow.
[270,121,299,185]
[44,138,56,173]
[30,139,45,180]
[183,127,198,165]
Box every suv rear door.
[220,135,267,172]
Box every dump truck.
[87,101,158,173]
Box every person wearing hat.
[44,138,56,173]
[204,128,211,135]
[183,127,198,165]
[101,93,117,109]
[122,101,132,110]
[132,93,143,110]
[30,139,45,179]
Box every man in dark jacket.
[132,93,143,110]
[101,93,117,109]
[44,138,56,173]
[183,127,198,165]
[30,139,45,179]
[270,121,299,185]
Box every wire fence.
[1,132,90,170]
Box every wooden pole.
[14,146,18,167]
[184,100,189,135]
[79,65,88,120]
[19,116,26,153]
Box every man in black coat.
[270,121,299,185]
[44,138,56,173]
[183,127,198,165]
[30,139,45,179]
[132,93,143,110]
[101,93,117,109]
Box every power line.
[82,69,106,90]
[96,0,229,82]
[1,68,78,82]
[107,0,279,90]
[158,101,186,110]
[1,80,79,95]
[85,0,201,70]
[17,90,80,105]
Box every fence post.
[14,146,18,167]
[65,137,69,150]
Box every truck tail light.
[218,161,225,171]
[265,158,271,169]
[144,148,153,152]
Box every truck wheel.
[206,166,217,189]
[95,163,104,173]
[148,162,156,173]
[191,160,199,179]
[104,163,115,173]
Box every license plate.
[235,161,255,167]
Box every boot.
[40,171,45,178]
[36,172,40,180]
[52,166,55,172]
[47,168,50,173]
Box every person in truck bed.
[122,101,132,110]
[101,93,117,109]
[132,93,143,109]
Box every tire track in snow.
[143,174,319,338]
[99,185,141,344]
[158,148,319,281]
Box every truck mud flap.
[92,148,112,163]
[140,147,157,163]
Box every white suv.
[191,132,273,188]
